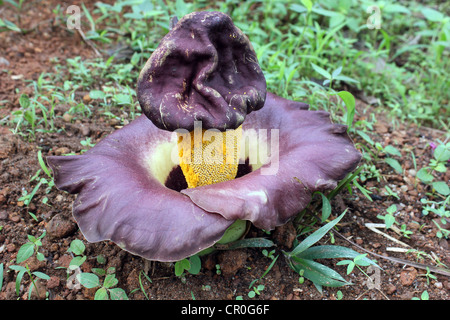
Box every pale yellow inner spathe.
[177,126,242,188]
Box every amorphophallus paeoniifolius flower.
[47,11,361,262]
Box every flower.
[47,12,361,262]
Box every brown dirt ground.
[0,1,449,302]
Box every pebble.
[0,57,10,66]
[8,212,20,223]
[82,94,92,103]
[47,276,61,289]
[399,267,417,286]
[218,249,248,276]
[54,147,70,156]
[80,124,90,136]
[46,213,77,239]
[62,113,73,123]
[386,284,397,295]
[0,210,7,220]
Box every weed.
[8,264,50,299]
[174,254,201,277]
[16,231,46,263]
[412,290,429,300]
[285,211,379,293]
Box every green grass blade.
[290,257,350,287]
[289,211,347,257]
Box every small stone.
[6,243,16,252]
[80,124,90,136]
[8,212,20,223]
[54,147,70,156]
[46,213,77,239]
[57,254,72,269]
[218,249,248,276]
[62,113,73,122]
[399,267,417,286]
[0,210,7,220]
[21,256,46,271]
[47,276,60,289]
[83,94,92,103]
[0,57,10,66]
[386,284,397,295]
[272,222,296,248]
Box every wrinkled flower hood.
[137,11,266,132]
[47,92,361,261]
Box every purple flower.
[47,12,361,262]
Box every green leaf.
[332,66,342,78]
[68,239,85,256]
[174,259,189,276]
[434,144,450,162]
[77,273,100,289]
[0,263,4,291]
[188,255,201,275]
[16,242,35,263]
[337,91,355,130]
[216,238,275,250]
[19,94,30,109]
[289,211,347,257]
[94,287,109,300]
[89,90,106,100]
[37,150,52,178]
[290,4,307,14]
[108,287,128,300]
[432,181,450,196]
[422,7,444,22]
[386,204,397,215]
[311,62,331,80]
[356,130,374,145]
[16,269,26,296]
[32,271,50,280]
[69,256,86,270]
[103,274,118,289]
[290,258,350,287]
[384,214,396,229]
[300,0,312,12]
[385,158,403,174]
[0,18,21,32]
[316,191,331,222]
[297,245,379,268]
[384,145,402,157]
[417,168,434,183]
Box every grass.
[1,0,449,299]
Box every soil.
[0,1,449,302]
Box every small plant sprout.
[336,254,373,275]
[419,267,437,285]
[262,249,276,260]
[377,204,397,229]
[16,231,46,263]
[248,284,265,298]
[8,264,50,299]
[285,211,379,293]
[174,255,201,277]
[77,269,128,300]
